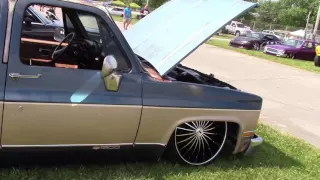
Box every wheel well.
[165,121,239,148]
[224,122,240,154]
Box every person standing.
[123,4,132,30]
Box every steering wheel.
[51,32,75,61]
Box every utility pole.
[146,0,149,6]
[313,1,320,41]
[305,11,312,40]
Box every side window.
[266,35,274,40]
[24,9,42,24]
[231,23,235,27]
[20,4,130,72]
[303,42,313,49]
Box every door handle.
[9,73,42,80]
[39,48,51,56]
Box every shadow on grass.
[0,141,301,171]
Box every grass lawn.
[112,15,139,25]
[213,34,235,40]
[207,39,320,73]
[1,124,320,180]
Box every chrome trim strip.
[2,143,132,148]
[134,143,166,146]
[1,143,166,148]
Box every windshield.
[246,33,262,39]
[237,23,245,28]
[283,39,304,48]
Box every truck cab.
[0,0,262,166]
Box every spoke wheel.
[253,43,260,51]
[174,121,227,166]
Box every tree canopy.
[254,0,320,27]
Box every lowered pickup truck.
[0,0,262,166]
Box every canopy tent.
[111,1,126,7]
[130,2,141,9]
[289,29,305,37]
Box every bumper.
[264,51,287,57]
[229,42,251,49]
[244,134,263,156]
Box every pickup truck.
[225,21,252,36]
[0,0,262,166]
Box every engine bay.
[140,58,237,90]
[165,64,237,90]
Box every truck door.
[1,1,142,148]
[0,0,9,146]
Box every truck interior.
[20,4,130,72]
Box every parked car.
[229,32,280,50]
[0,0,262,166]
[225,21,252,36]
[264,39,317,60]
[22,6,64,41]
[262,30,289,40]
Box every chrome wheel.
[253,43,260,50]
[174,121,227,166]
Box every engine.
[139,57,237,90]
[165,64,237,90]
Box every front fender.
[135,75,262,146]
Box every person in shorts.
[123,4,132,30]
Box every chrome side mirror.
[101,55,122,92]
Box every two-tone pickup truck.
[0,0,262,166]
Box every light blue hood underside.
[124,0,257,76]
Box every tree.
[254,0,319,28]
[148,0,168,8]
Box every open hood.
[123,0,257,76]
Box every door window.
[20,4,130,72]
[265,35,274,40]
[303,42,313,49]
[24,9,42,24]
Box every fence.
[231,19,320,42]
[238,19,304,33]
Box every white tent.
[289,29,305,37]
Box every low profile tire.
[164,121,227,166]
[253,43,260,51]
[289,53,296,59]
[235,31,240,37]
[315,56,320,67]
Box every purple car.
[264,39,317,60]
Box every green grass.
[213,34,235,40]
[112,15,139,25]
[207,39,320,73]
[1,124,320,180]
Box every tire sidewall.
[315,56,320,67]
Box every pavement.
[182,44,320,148]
